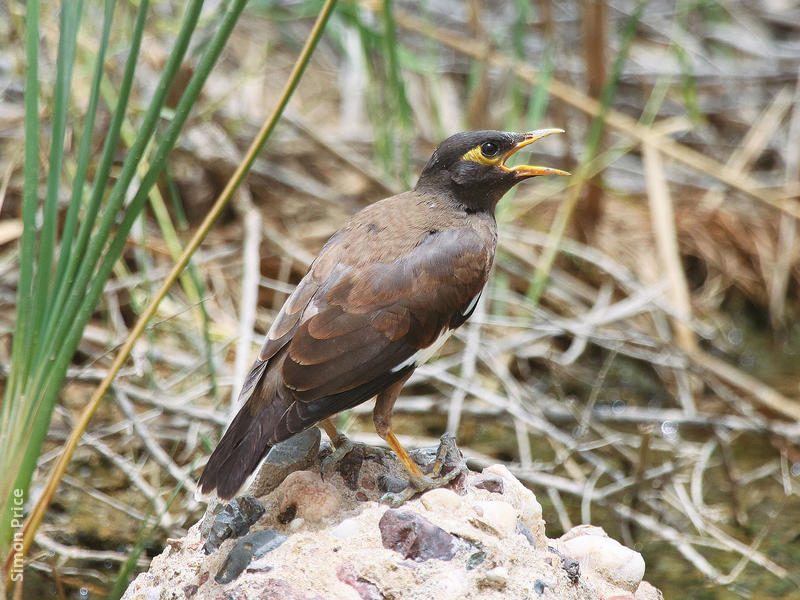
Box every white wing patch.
[462,292,481,316]
[390,328,454,373]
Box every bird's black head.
[415,129,569,212]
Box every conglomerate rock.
[124,439,662,600]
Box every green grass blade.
[674,0,702,122]
[30,0,83,358]
[382,0,413,185]
[382,0,410,122]
[1,1,39,427]
[33,0,198,382]
[45,0,150,340]
[63,0,203,299]
[25,0,241,481]
[15,1,337,569]
[526,46,554,128]
[0,1,84,543]
[54,0,327,415]
[0,0,40,553]
[49,0,116,317]
[507,0,532,130]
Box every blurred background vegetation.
[1,0,799,598]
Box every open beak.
[500,129,571,178]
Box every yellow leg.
[320,417,343,446]
[384,429,424,480]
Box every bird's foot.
[320,433,393,480]
[380,434,466,507]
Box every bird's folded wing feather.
[250,225,492,409]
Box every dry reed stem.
[719,86,792,176]
[770,76,800,324]
[35,533,149,567]
[446,291,485,436]
[231,194,262,410]
[284,113,400,196]
[114,389,198,498]
[642,142,697,354]
[689,349,800,421]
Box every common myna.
[198,129,568,504]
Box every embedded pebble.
[471,473,504,494]
[466,547,487,570]
[471,500,518,538]
[562,556,581,585]
[378,509,458,562]
[332,518,360,540]
[203,496,265,554]
[561,525,645,592]
[215,530,287,584]
[336,562,385,600]
[483,464,546,545]
[248,428,321,497]
[421,487,462,512]
[279,470,340,523]
[517,519,537,546]
[482,566,509,588]
[377,473,407,493]
[288,517,305,533]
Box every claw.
[378,434,466,506]
[320,436,356,480]
[430,433,459,477]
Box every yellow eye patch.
[461,144,502,166]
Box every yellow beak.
[501,128,571,178]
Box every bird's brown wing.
[233,266,323,407]
[273,225,492,431]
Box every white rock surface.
[471,500,518,538]
[560,524,647,594]
[420,487,462,512]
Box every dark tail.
[197,362,285,500]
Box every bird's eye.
[480,142,499,157]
